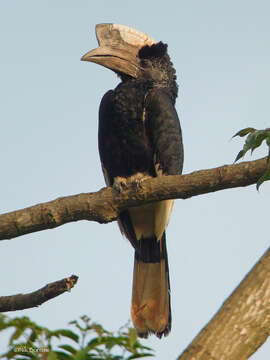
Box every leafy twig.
[233,127,270,189]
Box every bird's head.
[81,23,177,89]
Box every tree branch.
[177,247,270,360]
[1,157,269,357]
[0,157,268,241]
[0,275,78,312]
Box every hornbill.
[82,24,184,338]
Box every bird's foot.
[113,176,129,193]
[113,174,150,193]
[129,173,149,189]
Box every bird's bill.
[81,23,157,78]
[81,47,140,78]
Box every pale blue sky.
[1,1,270,359]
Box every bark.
[0,157,268,241]
[177,247,270,360]
[0,275,78,312]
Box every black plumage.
[82,24,183,339]
[99,42,183,183]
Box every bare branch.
[0,275,78,312]
[178,247,270,359]
[0,157,268,241]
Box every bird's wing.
[145,88,184,177]
[119,88,183,244]
[98,90,118,187]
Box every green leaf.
[58,344,77,355]
[73,348,90,360]
[29,330,38,343]
[47,352,59,360]
[266,134,270,147]
[10,328,24,344]
[247,130,269,154]
[0,314,10,331]
[52,351,74,360]
[52,329,79,343]
[128,353,154,359]
[86,337,100,349]
[0,315,154,360]
[234,128,270,163]
[256,168,270,190]
[128,328,137,348]
[232,127,256,138]
[234,149,246,163]
[266,135,270,165]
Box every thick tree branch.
[178,247,270,360]
[0,157,268,241]
[0,275,78,312]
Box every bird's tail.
[131,232,171,338]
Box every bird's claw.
[113,177,128,193]
[113,174,149,193]
[134,175,148,189]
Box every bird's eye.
[140,59,150,68]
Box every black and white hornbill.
[82,24,184,338]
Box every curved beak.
[81,23,156,78]
[81,46,140,78]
